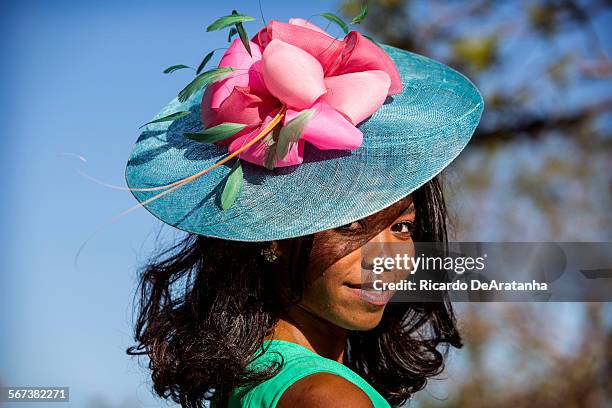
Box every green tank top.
[228,339,390,408]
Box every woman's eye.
[391,221,414,234]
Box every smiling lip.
[344,283,394,306]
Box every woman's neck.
[268,304,348,363]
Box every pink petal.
[262,39,326,110]
[200,85,217,128]
[208,86,280,146]
[322,70,391,125]
[216,86,280,126]
[251,26,270,49]
[333,32,403,95]
[287,101,363,150]
[209,38,266,110]
[228,110,304,167]
[288,18,332,37]
[257,20,345,73]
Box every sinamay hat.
[125,10,484,242]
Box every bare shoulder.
[276,372,374,408]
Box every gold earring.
[261,245,279,263]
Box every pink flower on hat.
[201,18,403,168]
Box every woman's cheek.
[300,275,385,331]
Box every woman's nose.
[360,229,397,271]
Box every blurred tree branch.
[341,0,612,145]
[477,98,612,142]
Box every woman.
[125,12,483,408]
[128,177,461,408]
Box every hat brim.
[125,44,484,241]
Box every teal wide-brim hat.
[125,16,484,242]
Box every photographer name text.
[374,279,549,291]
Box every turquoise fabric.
[126,44,484,241]
[228,340,390,408]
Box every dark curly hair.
[127,176,462,408]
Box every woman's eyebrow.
[401,203,415,215]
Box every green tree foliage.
[341,0,611,143]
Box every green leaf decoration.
[351,3,368,25]
[139,111,191,128]
[177,67,234,103]
[263,126,281,170]
[163,64,192,74]
[233,10,252,56]
[196,50,215,75]
[276,109,316,160]
[220,159,244,210]
[206,13,255,32]
[184,122,248,143]
[320,12,349,34]
[363,34,383,48]
[227,27,238,42]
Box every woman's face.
[298,196,416,331]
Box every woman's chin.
[327,285,393,330]
[334,306,387,331]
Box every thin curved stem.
[125,105,288,214]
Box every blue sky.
[0,1,351,407]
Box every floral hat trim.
[137,5,402,210]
